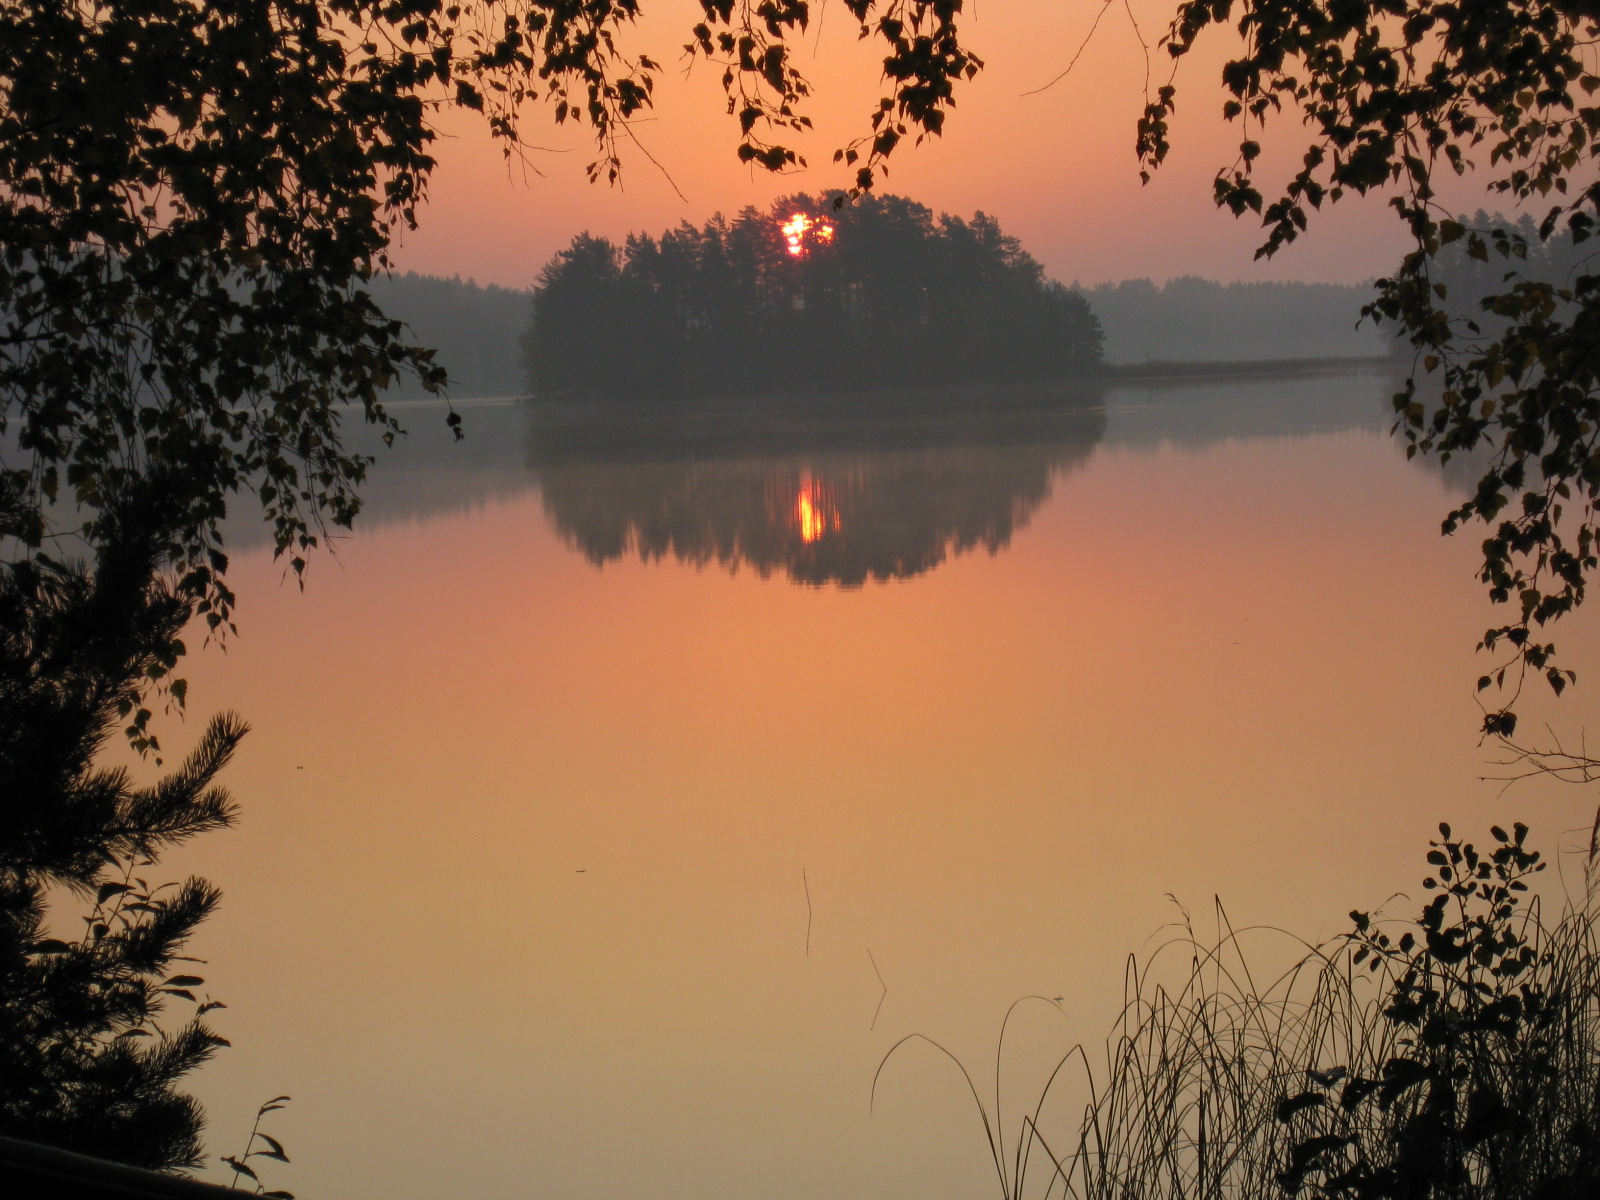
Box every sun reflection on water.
[795,475,841,543]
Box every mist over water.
[173,371,1588,1200]
[282,369,1396,550]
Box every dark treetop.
[523,193,1103,400]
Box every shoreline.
[521,354,1396,410]
[518,356,1395,463]
[1100,354,1394,385]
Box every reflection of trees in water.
[530,406,1105,586]
[1100,370,1395,450]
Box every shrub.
[880,824,1600,1200]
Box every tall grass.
[877,824,1600,1200]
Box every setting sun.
[781,212,836,258]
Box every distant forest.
[365,271,528,398]
[364,241,1408,404]
[522,194,1105,399]
[1080,277,1386,363]
[1080,210,1600,363]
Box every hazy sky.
[393,0,1459,291]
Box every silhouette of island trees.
[522,194,1104,400]
[525,390,1105,586]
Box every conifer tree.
[0,481,244,1172]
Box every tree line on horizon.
[368,267,1392,404]
[1081,276,1386,363]
[367,272,530,400]
[520,194,1105,399]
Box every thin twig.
[620,122,688,202]
[869,949,888,1031]
[1022,1,1117,97]
[803,867,813,958]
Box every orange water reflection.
[525,397,1108,586]
[159,377,1593,1200]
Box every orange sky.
[392,0,1451,291]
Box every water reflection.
[794,473,840,544]
[1100,367,1393,448]
[524,394,1107,586]
[249,372,1422,569]
[177,368,1537,1200]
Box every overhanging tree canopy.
[12,0,1594,732]
[0,0,979,629]
[1133,0,1600,736]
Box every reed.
[878,823,1600,1200]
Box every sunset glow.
[781,212,836,258]
[399,1,1419,291]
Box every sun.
[780,212,835,258]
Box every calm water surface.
[157,372,1594,1200]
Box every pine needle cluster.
[0,486,245,1172]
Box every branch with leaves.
[1135,0,1600,738]
[0,1,982,642]
[223,1096,294,1198]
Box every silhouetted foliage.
[2,0,939,625]
[1135,0,1600,736]
[886,823,1600,1200]
[1278,823,1600,1200]
[1390,211,1598,353]
[221,1095,295,1197]
[0,487,243,1173]
[523,195,1104,399]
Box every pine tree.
[0,481,244,1172]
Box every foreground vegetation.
[0,489,240,1171]
[884,823,1600,1200]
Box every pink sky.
[391,0,1454,291]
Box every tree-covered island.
[522,194,1105,400]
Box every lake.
[158,370,1595,1200]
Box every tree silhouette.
[523,195,1103,399]
[0,1,970,627]
[0,484,244,1172]
[0,0,973,1174]
[658,0,1600,738]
